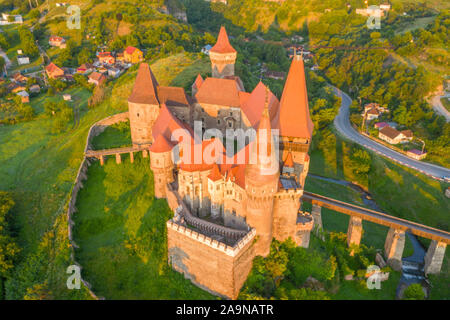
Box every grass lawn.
[91,121,132,150]
[73,155,214,299]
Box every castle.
[127,26,315,299]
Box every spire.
[278,54,314,139]
[194,74,203,89]
[210,26,236,54]
[128,63,159,105]
[250,88,278,173]
[208,163,222,181]
[284,152,294,168]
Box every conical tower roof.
[278,54,314,139]
[284,151,294,168]
[128,63,159,105]
[247,88,279,177]
[210,26,236,54]
[149,134,173,153]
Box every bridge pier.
[116,153,121,164]
[99,155,104,166]
[311,204,323,235]
[384,228,405,271]
[130,152,134,163]
[347,216,362,254]
[424,241,447,275]
[142,150,148,158]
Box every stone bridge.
[302,191,449,274]
[85,146,148,165]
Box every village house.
[29,84,40,94]
[0,13,23,25]
[379,126,413,144]
[45,63,65,79]
[11,72,28,84]
[107,67,123,78]
[63,94,72,101]
[76,63,94,75]
[366,108,381,120]
[201,44,212,55]
[264,70,286,80]
[49,36,67,48]
[88,72,107,86]
[16,90,29,103]
[123,46,144,64]
[374,122,388,129]
[407,149,427,160]
[97,52,115,65]
[17,55,30,65]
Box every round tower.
[149,134,174,199]
[209,26,237,79]
[207,164,224,219]
[245,92,279,257]
[128,63,160,147]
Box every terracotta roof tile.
[149,134,173,153]
[193,74,203,91]
[157,86,189,107]
[379,126,401,139]
[125,46,137,55]
[284,152,294,167]
[195,77,241,107]
[241,81,279,129]
[128,63,159,105]
[210,26,236,54]
[278,55,314,139]
[208,163,222,181]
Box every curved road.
[430,93,450,122]
[332,87,450,181]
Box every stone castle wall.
[167,221,256,299]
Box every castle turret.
[149,134,174,199]
[210,26,237,79]
[128,63,160,147]
[245,90,279,257]
[278,54,314,166]
[207,163,223,219]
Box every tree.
[403,283,425,300]
[0,192,20,278]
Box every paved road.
[430,93,450,122]
[0,48,12,69]
[332,86,450,181]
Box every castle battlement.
[167,219,256,257]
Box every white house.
[17,56,30,65]
[201,45,212,56]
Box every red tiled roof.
[157,86,189,107]
[49,36,64,42]
[149,134,173,153]
[379,126,401,139]
[278,55,314,139]
[401,130,413,138]
[98,51,113,58]
[128,63,159,105]
[193,74,203,91]
[208,163,222,181]
[152,103,193,143]
[88,72,106,82]
[210,26,236,54]
[195,77,241,107]
[45,62,63,74]
[367,108,380,115]
[125,46,137,55]
[241,81,279,129]
[284,152,294,167]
